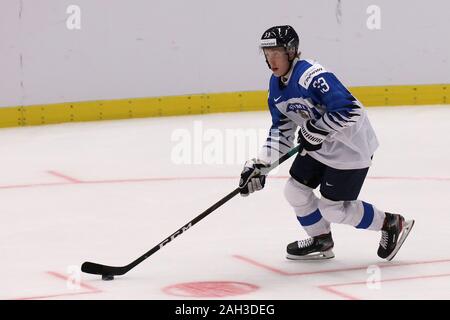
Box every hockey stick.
[81,145,302,279]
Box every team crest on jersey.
[286,103,311,119]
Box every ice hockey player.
[238,25,414,261]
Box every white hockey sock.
[318,197,385,231]
[284,178,331,237]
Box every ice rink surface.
[1,105,449,300]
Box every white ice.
[0,105,449,300]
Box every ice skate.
[287,232,335,260]
[378,212,415,261]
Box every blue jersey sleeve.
[258,98,297,163]
[306,72,362,132]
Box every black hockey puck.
[102,274,114,281]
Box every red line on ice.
[11,271,101,300]
[232,256,450,277]
[234,255,450,299]
[0,174,448,190]
[46,271,100,292]
[13,291,100,300]
[0,182,68,189]
[318,285,360,300]
[47,170,83,183]
[318,272,450,300]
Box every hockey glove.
[239,158,269,197]
[297,119,329,153]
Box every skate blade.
[286,249,335,261]
[386,219,415,261]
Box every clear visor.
[259,46,287,59]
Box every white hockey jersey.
[259,59,379,170]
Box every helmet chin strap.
[283,58,295,77]
[283,49,296,77]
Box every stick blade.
[81,261,127,276]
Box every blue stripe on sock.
[356,202,375,229]
[297,209,323,227]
